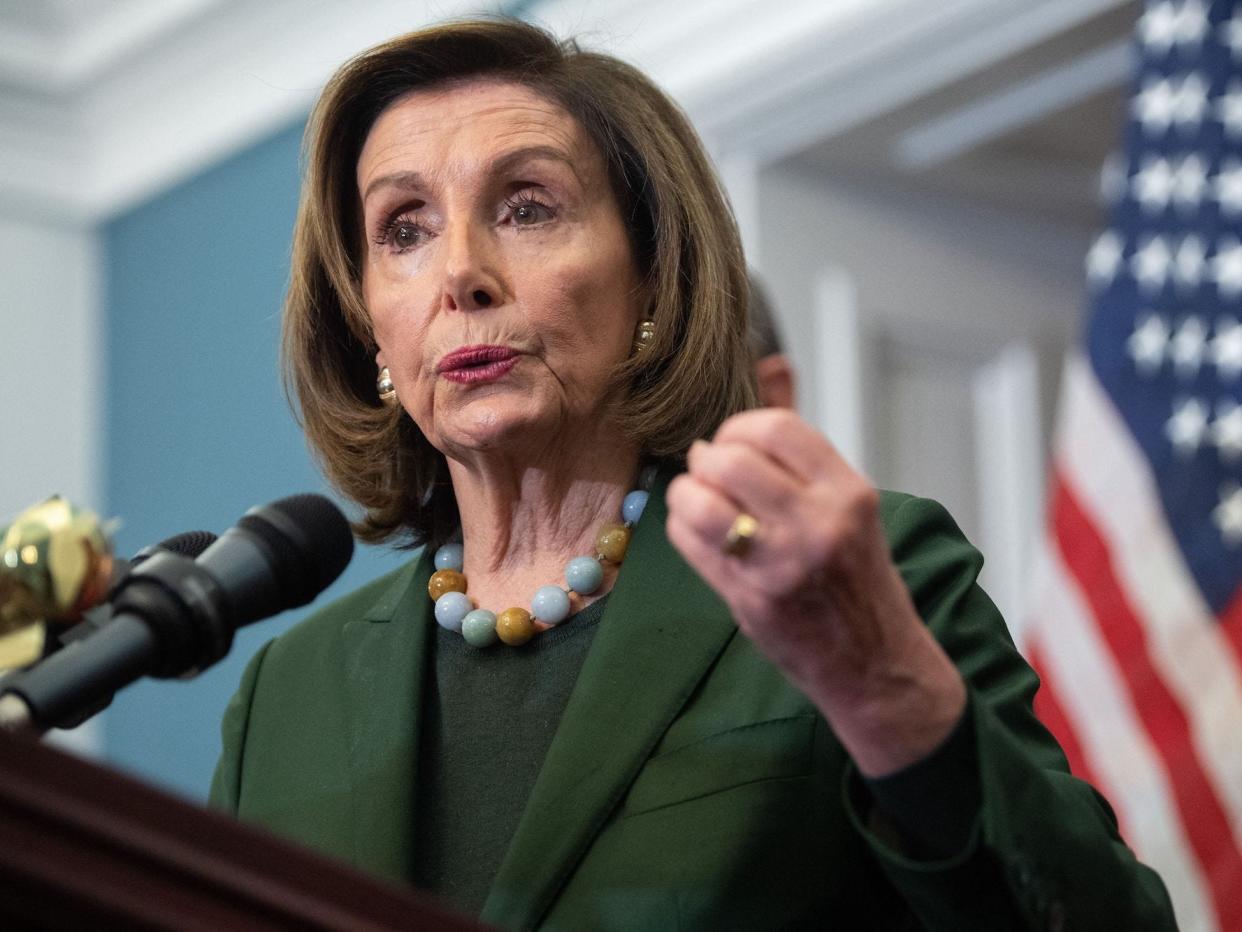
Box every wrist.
[808,630,967,777]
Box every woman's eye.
[509,199,554,225]
[391,222,423,249]
[375,217,430,253]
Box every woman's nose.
[441,221,501,312]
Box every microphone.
[55,530,220,653]
[106,530,222,597]
[0,494,353,734]
[132,530,221,571]
[35,530,220,728]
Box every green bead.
[565,556,604,594]
[461,609,498,647]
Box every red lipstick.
[436,345,520,384]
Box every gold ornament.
[0,496,114,669]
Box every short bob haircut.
[284,18,756,548]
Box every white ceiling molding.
[0,0,226,94]
[0,0,483,220]
[674,0,1133,162]
[0,0,1132,223]
[894,39,1133,171]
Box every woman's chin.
[434,400,563,460]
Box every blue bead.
[531,585,571,625]
[622,490,649,525]
[434,543,464,572]
[434,591,472,632]
[461,609,498,647]
[565,556,604,595]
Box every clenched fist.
[666,408,966,776]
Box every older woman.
[210,19,1174,931]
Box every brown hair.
[283,18,756,548]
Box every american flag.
[1026,2,1242,929]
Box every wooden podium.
[0,728,486,930]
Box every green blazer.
[210,482,1174,930]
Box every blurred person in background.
[748,275,795,410]
[210,19,1174,930]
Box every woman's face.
[357,79,644,462]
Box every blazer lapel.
[339,550,435,883]
[480,474,738,929]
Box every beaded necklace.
[427,483,650,648]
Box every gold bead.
[596,523,632,563]
[428,569,467,602]
[496,607,535,646]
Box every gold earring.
[377,366,397,405]
[634,319,655,350]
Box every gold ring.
[722,513,758,557]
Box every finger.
[666,472,746,548]
[666,473,779,569]
[666,509,761,617]
[667,476,821,610]
[667,473,802,590]
[685,438,802,518]
[713,409,859,486]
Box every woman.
[211,19,1175,930]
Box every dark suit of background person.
[213,281,1173,930]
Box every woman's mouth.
[436,345,520,384]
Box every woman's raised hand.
[665,408,966,776]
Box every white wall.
[0,213,104,756]
[758,161,1087,419]
[754,160,1089,633]
[0,215,103,522]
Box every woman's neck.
[445,440,642,614]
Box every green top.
[412,597,608,913]
[415,580,980,916]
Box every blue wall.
[103,121,409,800]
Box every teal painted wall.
[103,120,409,800]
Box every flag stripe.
[1052,473,1242,929]
[1218,589,1242,674]
[1059,355,1242,835]
[1028,531,1213,931]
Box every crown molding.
[0,0,1131,223]
[0,0,226,95]
[675,0,1132,160]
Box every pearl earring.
[376,366,397,405]
[634,319,655,350]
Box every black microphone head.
[132,530,218,566]
[236,494,354,608]
[157,530,218,558]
